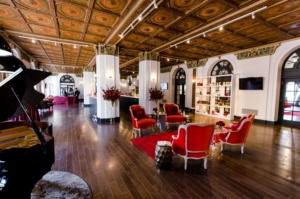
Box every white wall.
[160,64,194,109]
[193,39,300,122]
[44,73,83,99]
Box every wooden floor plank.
[39,104,300,199]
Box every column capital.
[83,66,95,72]
[138,51,160,62]
[94,44,119,56]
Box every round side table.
[155,141,172,169]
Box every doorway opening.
[174,68,186,111]
[280,49,300,126]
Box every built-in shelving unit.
[195,75,235,120]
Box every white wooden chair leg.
[184,158,187,170]
[220,141,224,151]
[204,158,207,169]
[241,145,244,154]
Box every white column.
[95,45,120,122]
[83,70,94,105]
[138,52,160,114]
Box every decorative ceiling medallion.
[0,6,16,18]
[206,30,226,38]
[136,44,151,51]
[59,19,83,31]
[237,24,270,35]
[57,4,85,19]
[1,20,27,29]
[253,30,280,39]
[84,34,104,43]
[157,30,178,40]
[215,35,241,43]
[91,11,117,27]
[170,0,202,11]
[149,10,176,26]
[30,24,56,35]
[96,0,126,14]
[138,51,159,61]
[227,18,255,30]
[195,2,229,19]
[137,23,161,35]
[235,44,280,60]
[271,11,300,25]
[87,25,109,36]
[174,18,199,30]
[260,2,299,18]
[144,38,164,46]
[120,40,136,48]
[23,12,53,27]
[18,0,45,9]
[127,33,148,42]
[60,30,81,39]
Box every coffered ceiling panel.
[21,11,53,27]
[1,0,300,78]
[29,24,57,36]
[56,3,86,20]
[14,0,49,11]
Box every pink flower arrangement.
[149,87,164,102]
[102,86,121,106]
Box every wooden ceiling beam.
[49,0,60,36]
[220,0,239,9]
[8,0,32,32]
[80,0,95,41]
[255,16,295,37]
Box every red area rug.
[284,111,300,117]
[130,131,177,160]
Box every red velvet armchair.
[163,103,186,129]
[129,105,156,137]
[171,123,215,170]
[219,114,255,154]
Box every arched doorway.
[60,75,75,96]
[279,49,300,126]
[174,68,186,111]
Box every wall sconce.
[192,79,196,83]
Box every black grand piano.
[0,35,54,198]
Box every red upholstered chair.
[129,105,156,137]
[224,113,254,130]
[219,114,255,154]
[163,103,186,129]
[171,123,215,170]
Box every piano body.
[0,35,54,199]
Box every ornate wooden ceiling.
[1,0,300,78]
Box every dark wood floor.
[40,103,300,199]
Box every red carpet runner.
[130,131,177,160]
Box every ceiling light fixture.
[219,26,223,31]
[252,12,255,19]
[18,35,90,47]
[161,56,187,63]
[154,0,158,9]
[187,39,190,44]
[32,38,36,43]
[170,6,267,48]
[138,15,142,21]
[118,0,158,39]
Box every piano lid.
[0,36,51,121]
